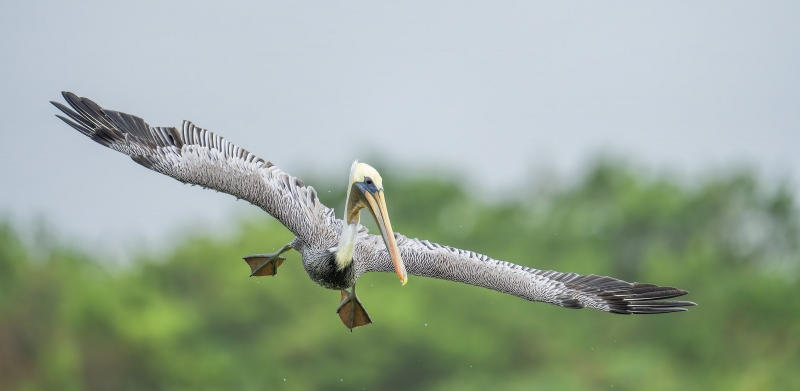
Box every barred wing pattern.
[355,234,695,314]
[52,92,339,248]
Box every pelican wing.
[356,233,695,314]
[52,92,337,246]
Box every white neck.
[335,223,359,270]
[335,160,363,270]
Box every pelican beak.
[356,183,407,285]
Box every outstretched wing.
[52,91,340,247]
[355,233,696,314]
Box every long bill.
[363,190,408,285]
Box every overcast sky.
[1,1,798,256]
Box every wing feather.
[52,92,338,247]
[354,233,695,314]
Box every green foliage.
[1,162,798,390]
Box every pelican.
[52,92,696,331]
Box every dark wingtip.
[629,307,688,314]
[601,283,696,314]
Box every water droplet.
[424,323,428,326]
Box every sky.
[1,1,798,256]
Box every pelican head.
[335,161,407,285]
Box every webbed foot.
[336,283,372,331]
[243,243,293,277]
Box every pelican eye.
[365,177,373,185]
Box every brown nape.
[337,291,373,330]
[345,182,365,224]
[243,256,285,276]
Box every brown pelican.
[52,92,696,331]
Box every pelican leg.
[336,283,373,331]
[242,243,293,277]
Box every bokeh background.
[1,1,799,390]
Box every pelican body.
[52,92,695,331]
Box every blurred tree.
[1,162,798,390]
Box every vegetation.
[1,162,798,390]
